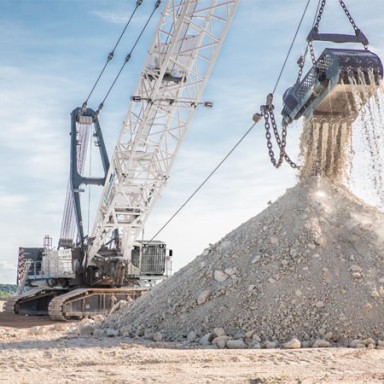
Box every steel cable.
[96,0,161,115]
[272,0,312,95]
[83,0,144,107]
[149,122,257,242]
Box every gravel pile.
[96,86,384,348]
[100,175,384,347]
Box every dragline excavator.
[6,0,239,320]
[8,0,383,321]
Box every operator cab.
[131,240,172,277]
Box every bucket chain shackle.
[308,0,369,64]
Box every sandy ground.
[1,301,384,383]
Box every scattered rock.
[251,254,261,263]
[199,333,214,346]
[93,328,105,337]
[313,339,332,348]
[110,300,130,316]
[212,327,225,337]
[270,237,279,245]
[212,335,231,349]
[120,325,132,336]
[214,270,228,282]
[187,331,197,342]
[377,340,384,349]
[226,338,247,349]
[284,338,301,349]
[106,328,119,337]
[197,290,210,305]
[153,332,163,342]
[78,324,95,336]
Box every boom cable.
[272,0,312,95]
[149,122,257,242]
[95,0,161,116]
[83,0,144,108]
[150,1,315,241]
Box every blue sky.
[1,0,383,284]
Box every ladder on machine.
[16,259,33,295]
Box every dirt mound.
[102,176,384,345]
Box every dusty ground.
[0,300,58,329]
[1,301,384,383]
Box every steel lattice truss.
[88,0,239,262]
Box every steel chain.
[309,0,326,65]
[272,112,299,169]
[263,107,298,169]
[339,0,358,32]
[270,111,282,147]
[296,66,303,83]
[308,40,317,65]
[282,122,299,169]
[339,0,368,49]
[264,110,282,168]
[296,54,305,83]
[314,0,326,29]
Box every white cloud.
[92,10,140,26]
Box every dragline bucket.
[282,48,383,124]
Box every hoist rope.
[96,0,161,115]
[87,131,92,238]
[149,122,257,242]
[60,123,90,245]
[83,0,144,106]
[272,0,312,95]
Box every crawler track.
[4,287,146,321]
[3,288,62,315]
[48,287,148,320]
